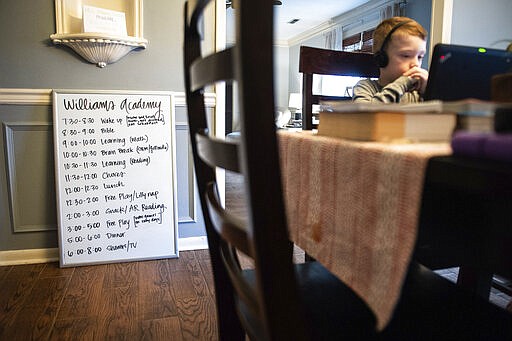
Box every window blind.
[342,29,375,52]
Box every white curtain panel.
[323,25,343,51]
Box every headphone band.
[378,20,412,54]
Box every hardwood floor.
[0,250,218,341]
[1,249,510,340]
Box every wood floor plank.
[96,285,139,340]
[0,279,33,336]
[57,264,105,318]
[1,276,70,340]
[138,259,178,320]
[168,250,194,273]
[39,262,74,279]
[169,251,210,299]
[197,250,216,296]
[103,261,138,289]
[50,317,98,340]
[168,271,196,300]
[140,316,183,341]
[176,296,218,341]
[0,267,42,334]
[4,263,44,280]
[195,249,210,260]
[0,266,12,280]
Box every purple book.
[451,132,488,158]
[483,134,512,163]
[451,131,512,163]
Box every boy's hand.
[403,67,429,94]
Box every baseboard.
[178,236,209,251]
[0,248,60,266]
[0,237,209,266]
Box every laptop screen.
[424,44,512,101]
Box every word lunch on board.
[53,90,179,267]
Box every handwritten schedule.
[53,90,178,267]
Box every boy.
[353,17,428,103]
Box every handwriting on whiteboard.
[53,91,178,267]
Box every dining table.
[226,129,511,330]
[277,130,453,330]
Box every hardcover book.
[317,111,456,142]
[317,100,464,142]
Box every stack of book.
[317,100,467,142]
[318,100,512,144]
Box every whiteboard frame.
[53,89,179,267]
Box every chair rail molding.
[0,88,53,105]
[0,88,215,108]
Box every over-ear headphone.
[374,20,412,68]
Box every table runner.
[278,130,451,330]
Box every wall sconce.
[50,0,148,68]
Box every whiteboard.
[53,90,178,267]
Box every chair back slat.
[205,182,251,257]
[196,130,240,173]
[205,182,262,325]
[190,48,235,91]
[310,94,353,104]
[299,46,379,76]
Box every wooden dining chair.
[299,46,379,130]
[183,1,512,340]
[183,1,376,339]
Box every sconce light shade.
[288,93,302,110]
[50,34,147,67]
[50,0,147,67]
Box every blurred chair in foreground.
[183,1,512,340]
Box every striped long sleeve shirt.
[352,76,422,103]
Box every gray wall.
[0,0,186,90]
[274,45,291,110]
[0,0,209,252]
[405,0,432,69]
[451,0,512,50]
[288,35,324,94]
